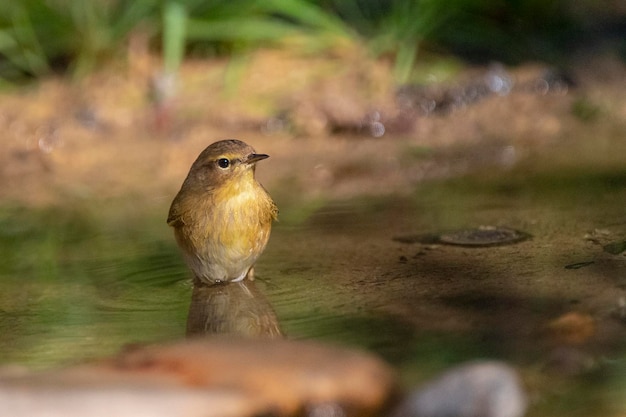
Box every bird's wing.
[167,194,187,227]
[167,185,216,227]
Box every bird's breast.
[204,182,273,248]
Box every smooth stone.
[0,383,255,417]
[0,337,397,417]
[392,361,527,417]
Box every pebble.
[391,361,527,417]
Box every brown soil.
[1,47,624,207]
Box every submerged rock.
[438,226,530,247]
[394,226,530,247]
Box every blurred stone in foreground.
[0,337,397,417]
[392,361,527,417]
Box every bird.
[167,139,278,285]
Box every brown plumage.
[168,140,278,284]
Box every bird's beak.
[246,153,269,164]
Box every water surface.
[1,149,625,416]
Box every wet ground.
[0,49,626,416]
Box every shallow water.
[1,150,626,416]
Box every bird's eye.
[217,158,230,169]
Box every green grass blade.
[163,1,187,73]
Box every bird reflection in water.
[186,280,282,338]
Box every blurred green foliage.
[428,0,581,63]
[322,0,468,83]
[0,0,618,85]
[0,0,351,84]
[0,0,159,81]
[184,0,349,51]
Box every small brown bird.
[167,139,278,284]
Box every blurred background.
[0,1,626,416]
[1,0,624,82]
[0,0,624,200]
